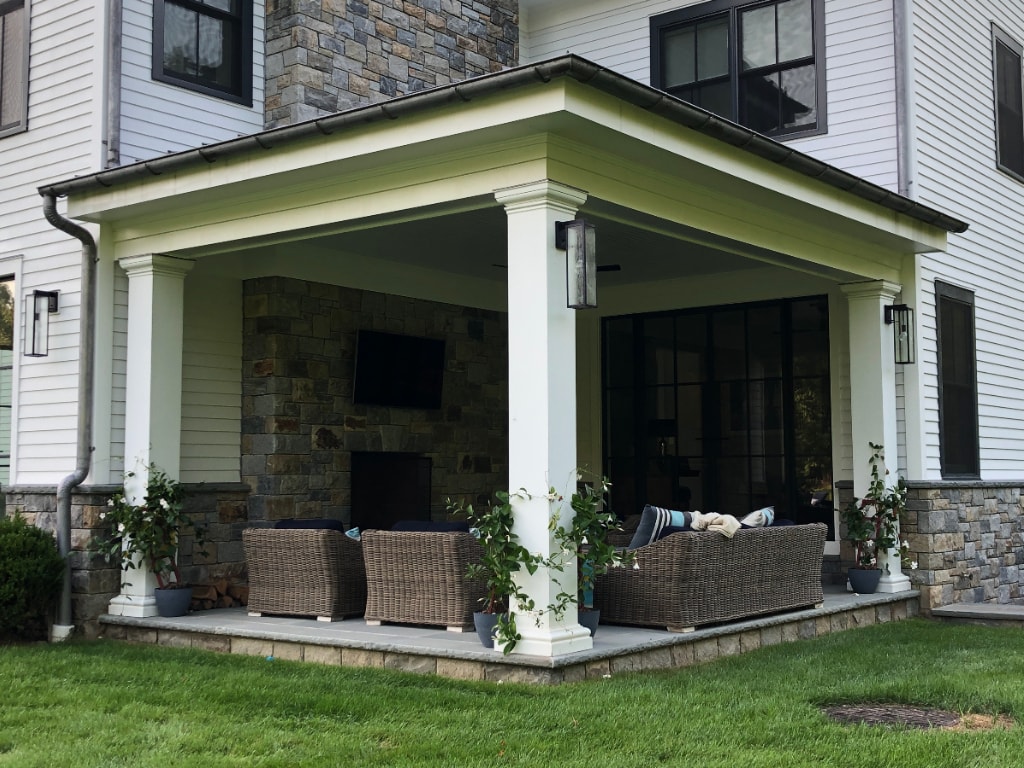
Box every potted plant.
[90,465,207,617]
[448,492,540,654]
[840,443,914,594]
[547,477,636,636]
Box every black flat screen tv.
[353,330,445,409]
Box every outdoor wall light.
[884,303,915,365]
[556,219,597,309]
[27,290,59,357]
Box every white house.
[2,0,1021,652]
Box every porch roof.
[38,55,967,237]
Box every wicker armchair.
[361,530,487,631]
[595,523,827,632]
[243,527,367,621]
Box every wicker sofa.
[595,523,827,632]
[243,527,367,621]
[361,529,487,631]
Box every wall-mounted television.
[353,330,445,409]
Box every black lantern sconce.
[27,290,59,357]
[884,303,915,365]
[555,219,597,309]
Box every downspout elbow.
[41,192,98,640]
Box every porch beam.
[107,254,193,617]
[840,280,912,593]
[495,179,592,657]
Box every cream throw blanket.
[689,511,741,538]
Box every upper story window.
[935,281,980,479]
[993,25,1024,180]
[0,0,29,138]
[651,0,826,139]
[153,0,252,106]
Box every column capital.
[494,180,588,214]
[119,254,194,279]
[839,279,902,302]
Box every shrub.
[0,515,65,641]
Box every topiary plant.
[0,514,65,642]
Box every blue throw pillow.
[627,505,692,549]
[656,525,691,541]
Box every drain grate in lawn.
[823,704,1014,731]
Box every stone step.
[931,603,1024,627]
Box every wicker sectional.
[243,527,367,621]
[595,523,827,632]
[361,530,487,631]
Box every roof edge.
[38,54,968,235]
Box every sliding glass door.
[602,296,833,533]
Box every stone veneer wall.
[902,482,1024,611]
[6,484,250,637]
[242,276,509,524]
[835,479,1024,611]
[265,0,519,127]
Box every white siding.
[0,0,104,485]
[117,0,265,165]
[180,268,241,482]
[521,0,900,190]
[910,1,1024,479]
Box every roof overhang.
[39,56,967,283]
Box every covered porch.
[98,586,919,684]
[40,56,965,654]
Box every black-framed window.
[994,25,1024,180]
[0,275,14,488]
[602,296,833,534]
[651,0,826,138]
[935,281,979,478]
[0,0,29,137]
[153,0,251,106]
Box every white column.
[107,254,193,617]
[840,280,911,593]
[494,180,592,657]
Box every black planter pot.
[474,611,500,649]
[847,568,882,595]
[578,609,600,637]
[154,586,194,617]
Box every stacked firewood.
[190,579,249,611]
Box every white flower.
[902,540,909,548]
[117,523,125,533]
[99,512,106,520]
[910,561,919,570]
[107,499,114,507]
[632,562,640,570]
[159,498,170,511]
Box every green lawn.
[1,619,1021,767]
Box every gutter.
[41,193,98,642]
[36,55,969,235]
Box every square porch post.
[840,280,912,593]
[107,254,193,617]
[494,180,593,657]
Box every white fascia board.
[65,82,573,221]
[557,79,950,255]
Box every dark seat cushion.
[390,520,471,533]
[273,518,348,532]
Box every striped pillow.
[627,504,692,549]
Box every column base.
[108,593,158,618]
[877,573,912,593]
[512,623,593,657]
